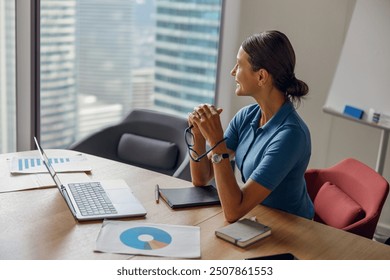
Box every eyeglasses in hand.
[184,125,227,162]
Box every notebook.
[158,185,220,209]
[215,218,271,248]
[34,137,147,221]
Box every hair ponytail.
[242,31,309,106]
[285,76,309,105]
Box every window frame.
[15,0,40,151]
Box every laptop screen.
[34,137,63,188]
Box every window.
[0,0,16,153]
[40,0,223,148]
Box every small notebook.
[159,185,220,209]
[215,218,271,248]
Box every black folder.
[159,185,220,209]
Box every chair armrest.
[304,169,322,201]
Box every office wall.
[218,0,390,236]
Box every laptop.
[34,137,147,221]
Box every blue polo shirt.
[224,102,314,219]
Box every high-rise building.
[40,0,135,148]
[131,68,154,109]
[0,0,16,153]
[76,0,134,111]
[77,94,123,139]
[154,0,222,117]
[40,1,77,148]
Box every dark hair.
[241,31,309,104]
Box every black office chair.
[68,109,191,181]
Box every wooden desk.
[1,151,390,260]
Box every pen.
[155,184,160,203]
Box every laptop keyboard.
[68,182,118,216]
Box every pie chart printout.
[119,226,172,250]
[96,220,200,258]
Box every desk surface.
[1,151,390,260]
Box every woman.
[188,30,314,222]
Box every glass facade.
[75,0,133,140]
[40,0,77,148]
[154,0,222,116]
[37,0,222,148]
[0,0,16,153]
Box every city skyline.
[0,0,222,151]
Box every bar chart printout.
[18,157,69,171]
[9,154,90,174]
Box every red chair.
[305,158,389,239]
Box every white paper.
[95,220,201,259]
[0,150,92,193]
[9,153,91,174]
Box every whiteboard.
[325,0,390,115]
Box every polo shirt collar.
[250,101,295,131]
